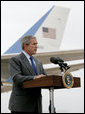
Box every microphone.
[50,57,70,71]
[50,57,64,64]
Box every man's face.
[24,38,38,56]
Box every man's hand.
[34,74,46,79]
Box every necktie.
[30,56,38,75]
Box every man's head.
[21,35,38,56]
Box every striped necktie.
[30,56,38,75]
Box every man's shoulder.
[10,53,24,61]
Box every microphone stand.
[60,63,70,76]
[49,86,55,113]
[49,62,70,113]
[60,65,64,76]
[49,65,64,113]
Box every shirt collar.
[22,50,30,59]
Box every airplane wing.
[35,49,84,75]
[1,49,84,82]
[1,49,84,93]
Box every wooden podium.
[23,75,81,113]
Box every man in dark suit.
[8,35,46,113]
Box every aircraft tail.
[4,6,70,54]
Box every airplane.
[1,6,84,91]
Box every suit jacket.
[8,52,46,112]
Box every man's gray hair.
[21,35,36,50]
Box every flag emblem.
[42,27,56,39]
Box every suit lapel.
[20,53,35,75]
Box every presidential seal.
[62,72,74,89]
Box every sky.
[1,1,84,54]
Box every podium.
[23,75,81,113]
